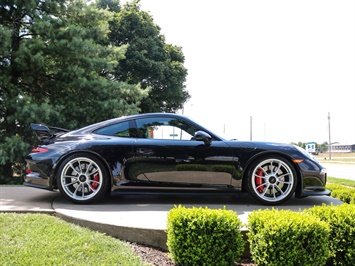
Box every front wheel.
[56,153,109,204]
[246,156,297,205]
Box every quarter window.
[135,117,198,140]
[93,121,136,137]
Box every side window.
[93,121,136,137]
[135,117,198,140]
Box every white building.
[328,144,355,153]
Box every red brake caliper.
[255,168,264,192]
[91,174,100,190]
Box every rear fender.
[52,150,114,190]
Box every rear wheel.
[246,156,297,205]
[56,153,109,204]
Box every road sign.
[306,142,316,153]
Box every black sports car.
[25,113,330,205]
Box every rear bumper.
[23,181,54,191]
[24,154,56,189]
[24,171,53,191]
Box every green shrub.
[304,204,355,265]
[333,189,355,204]
[247,209,330,266]
[166,205,244,266]
[327,183,355,204]
[327,183,347,191]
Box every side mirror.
[194,131,212,146]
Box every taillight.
[31,147,49,153]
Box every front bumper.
[296,165,330,198]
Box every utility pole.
[328,112,331,160]
[250,116,253,141]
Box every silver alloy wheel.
[60,157,103,201]
[251,158,295,203]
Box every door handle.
[136,148,155,156]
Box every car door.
[91,120,148,183]
[133,116,236,186]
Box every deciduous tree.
[102,0,190,113]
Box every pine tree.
[0,0,147,182]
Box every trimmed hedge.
[248,209,330,266]
[327,183,355,204]
[164,183,355,265]
[166,205,244,266]
[304,204,355,265]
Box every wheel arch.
[51,150,113,190]
[241,151,302,193]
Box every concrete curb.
[56,211,169,250]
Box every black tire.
[246,155,297,205]
[56,153,109,204]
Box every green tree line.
[0,0,189,183]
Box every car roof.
[66,113,215,137]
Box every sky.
[126,0,355,144]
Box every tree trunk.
[0,163,14,184]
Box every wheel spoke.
[255,170,265,179]
[278,172,291,179]
[80,183,86,198]
[273,161,281,174]
[73,183,82,197]
[274,184,285,195]
[86,181,97,192]
[256,183,265,191]
[279,180,292,185]
[261,184,271,197]
[85,162,93,175]
[63,174,78,180]
[69,163,80,176]
[63,179,79,187]
[88,168,98,177]
[76,159,84,172]
[270,185,276,199]
[260,167,268,176]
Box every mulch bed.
[131,243,257,265]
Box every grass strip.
[0,213,148,266]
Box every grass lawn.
[0,213,148,266]
[327,177,355,187]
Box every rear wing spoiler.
[30,123,70,142]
